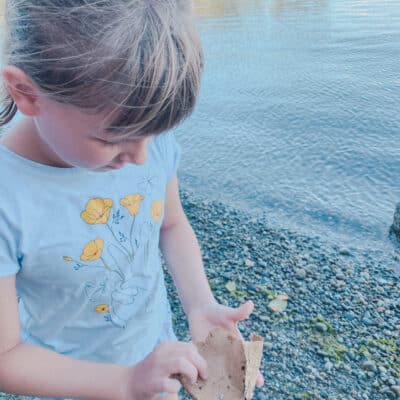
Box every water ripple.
[178,0,400,251]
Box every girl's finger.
[227,300,254,323]
[185,345,208,380]
[158,342,208,381]
[170,357,198,384]
[256,370,264,387]
[158,377,182,394]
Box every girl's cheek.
[89,146,118,164]
[65,144,110,167]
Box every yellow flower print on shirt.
[81,198,113,224]
[95,304,110,313]
[64,191,163,327]
[80,238,104,261]
[151,200,163,222]
[120,194,144,217]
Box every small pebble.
[391,386,400,397]
[295,268,307,279]
[315,322,328,333]
[344,311,356,321]
[361,360,377,372]
[324,361,333,372]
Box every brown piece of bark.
[179,328,263,400]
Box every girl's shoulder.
[148,132,181,182]
[0,144,27,198]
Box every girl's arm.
[0,275,206,400]
[159,176,217,315]
[0,275,127,400]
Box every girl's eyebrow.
[91,130,144,143]
[90,131,121,142]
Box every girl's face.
[34,97,153,171]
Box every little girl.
[0,1,263,399]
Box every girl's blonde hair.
[0,0,203,138]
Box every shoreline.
[165,190,400,400]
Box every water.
[175,0,400,256]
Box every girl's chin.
[109,163,126,170]
[92,163,126,172]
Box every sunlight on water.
[0,1,4,23]
[193,0,329,18]
[193,0,266,17]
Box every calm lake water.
[175,0,400,255]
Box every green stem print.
[78,262,105,270]
[106,223,132,262]
[64,256,123,281]
[129,217,136,259]
[107,244,129,279]
[101,257,124,281]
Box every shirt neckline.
[0,143,112,176]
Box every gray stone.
[390,203,400,241]
[324,361,334,372]
[335,272,346,281]
[383,388,396,399]
[315,322,328,333]
[264,341,273,351]
[339,248,352,256]
[344,311,356,321]
[361,360,377,372]
[391,386,400,397]
[295,268,307,279]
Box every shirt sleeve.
[160,132,182,183]
[0,211,21,277]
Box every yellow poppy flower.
[80,238,104,261]
[63,256,73,262]
[120,194,144,217]
[95,304,109,313]
[151,200,163,222]
[81,198,113,224]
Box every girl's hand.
[123,341,208,400]
[187,300,264,394]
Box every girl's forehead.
[50,102,114,133]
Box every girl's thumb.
[228,300,254,322]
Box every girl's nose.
[121,137,150,165]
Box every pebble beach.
[1,191,399,400]
[168,191,400,400]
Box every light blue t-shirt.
[0,132,180,366]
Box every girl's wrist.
[115,365,133,400]
[186,297,218,317]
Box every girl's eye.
[97,138,117,147]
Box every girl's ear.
[2,66,41,117]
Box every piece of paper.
[179,328,263,400]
